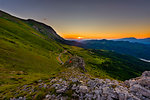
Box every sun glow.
[77,37,83,39]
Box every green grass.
[60,52,71,63]
[63,46,113,79]
[63,45,150,80]
[0,11,66,97]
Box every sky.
[0,0,150,39]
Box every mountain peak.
[122,37,136,39]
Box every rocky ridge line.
[9,67,150,100]
[43,69,150,100]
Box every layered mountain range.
[115,37,150,44]
[70,39,150,60]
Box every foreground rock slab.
[43,68,150,100]
[7,68,150,100]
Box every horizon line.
[65,37,150,40]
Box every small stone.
[45,94,51,99]
[79,86,88,93]
[59,78,62,82]
[85,93,93,99]
[118,93,126,100]
[43,84,47,88]
[72,84,77,90]
[56,86,67,93]
[103,87,110,94]
[72,78,78,83]
[62,81,67,85]
[51,83,60,90]
[18,97,23,100]
[38,79,42,83]
[50,79,57,83]
[94,89,101,95]
[105,79,111,83]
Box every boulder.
[142,71,150,77]
[79,86,88,93]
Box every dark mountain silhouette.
[70,39,150,60]
[114,37,150,44]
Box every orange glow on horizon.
[61,33,150,39]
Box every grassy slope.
[0,11,66,93]
[64,45,150,80]
[24,19,64,42]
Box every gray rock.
[142,71,150,77]
[50,79,57,83]
[94,89,101,95]
[103,87,110,94]
[118,93,127,100]
[43,84,47,88]
[45,94,51,99]
[72,84,77,90]
[130,84,150,98]
[59,78,62,82]
[138,77,150,89]
[51,83,60,88]
[38,79,42,83]
[18,97,23,100]
[56,86,67,93]
[79,86,88,93]
[85,93,93,99]
[105,79,111,83]
[97,94,101,100]
[62,81,67,86]
[72,78,78,83]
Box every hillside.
[0,10,150,99]
[0,10,67,92]
[70,39,150,60]
[63,46,150,80]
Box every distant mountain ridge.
[114,37,150,44]
[70,39,150,60]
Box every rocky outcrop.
[43,68,150,100]
[124,71,150,100]
[8,68,150,100]
[64,56,86,72]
